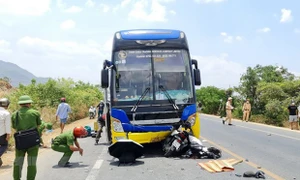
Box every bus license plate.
[172,140,181,150]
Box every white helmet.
[0,98,10,107]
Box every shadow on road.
[52,162,89,169]
[109,160,145,167]
[141,142,165,158]
[0,165,12,170]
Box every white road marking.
[92,160,103,169]
[85,147,107,180]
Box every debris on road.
[243,170,266,179]
[198,158,243,173]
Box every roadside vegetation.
[196,64,299,128]
[0,77,103,147]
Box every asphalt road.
[1,115,299,180]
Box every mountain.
[0,60,49,87]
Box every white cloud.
[294,28,300,34]
[64,6,82,13]
[280,8,292,23]
[0,0,51,16]
[56,0,66,9]
[220,32,242,43]
[17,37,104,57]
[85,0,95,8]
[15,36,110,84]
[169,10,176,15]
[194,0,226,3]
[257,27,271,33]
[128,0,168,22]
[220,32,227,36]
[103,38,113,52]
[99,3,110,13]
[0,40,12,53]
[235,36,242,41]
[121,0,132,7]
[60,20,76,30]
[192,54,245,88]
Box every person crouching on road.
[0,98,11,168]
[51,126,87,167]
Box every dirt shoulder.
[0,117,95,174]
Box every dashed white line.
[85,147,107,180]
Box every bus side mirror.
[101,69,109,88]
[192,59,198,69]
[194,69,201,86]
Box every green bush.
[7,78,103,123]
[264,100,286,126]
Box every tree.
[196,86,226,114]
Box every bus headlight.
[112,119,124,132]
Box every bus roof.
[118,29,182,40]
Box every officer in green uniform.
[51,126,87,167]
[11,95,42,180]
[38,121,53,148]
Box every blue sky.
[0,0,299,88]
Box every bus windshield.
[113,49,194,104]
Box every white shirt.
[0,107,11,136]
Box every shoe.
[222,120,225,124]
[228,124,233,126]
[0,158,3,167]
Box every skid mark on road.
[201,136,284,180]
[85,147,107,180]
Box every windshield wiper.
[159,85,179,110]
[131,87,150,112]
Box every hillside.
[0,60,49,87]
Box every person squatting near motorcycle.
[163,129,222,159]
[51,126,87,167]
[95,114,105,145]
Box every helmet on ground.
[45,123,53,130]
[60,97,66,102]
[18,95,33,105]
[0,98,10,107]
[73,126,87,138]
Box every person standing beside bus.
[96,100,105,118]
[56,97,71,134]
[0,98,11,167]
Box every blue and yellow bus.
[101,29,201,144]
